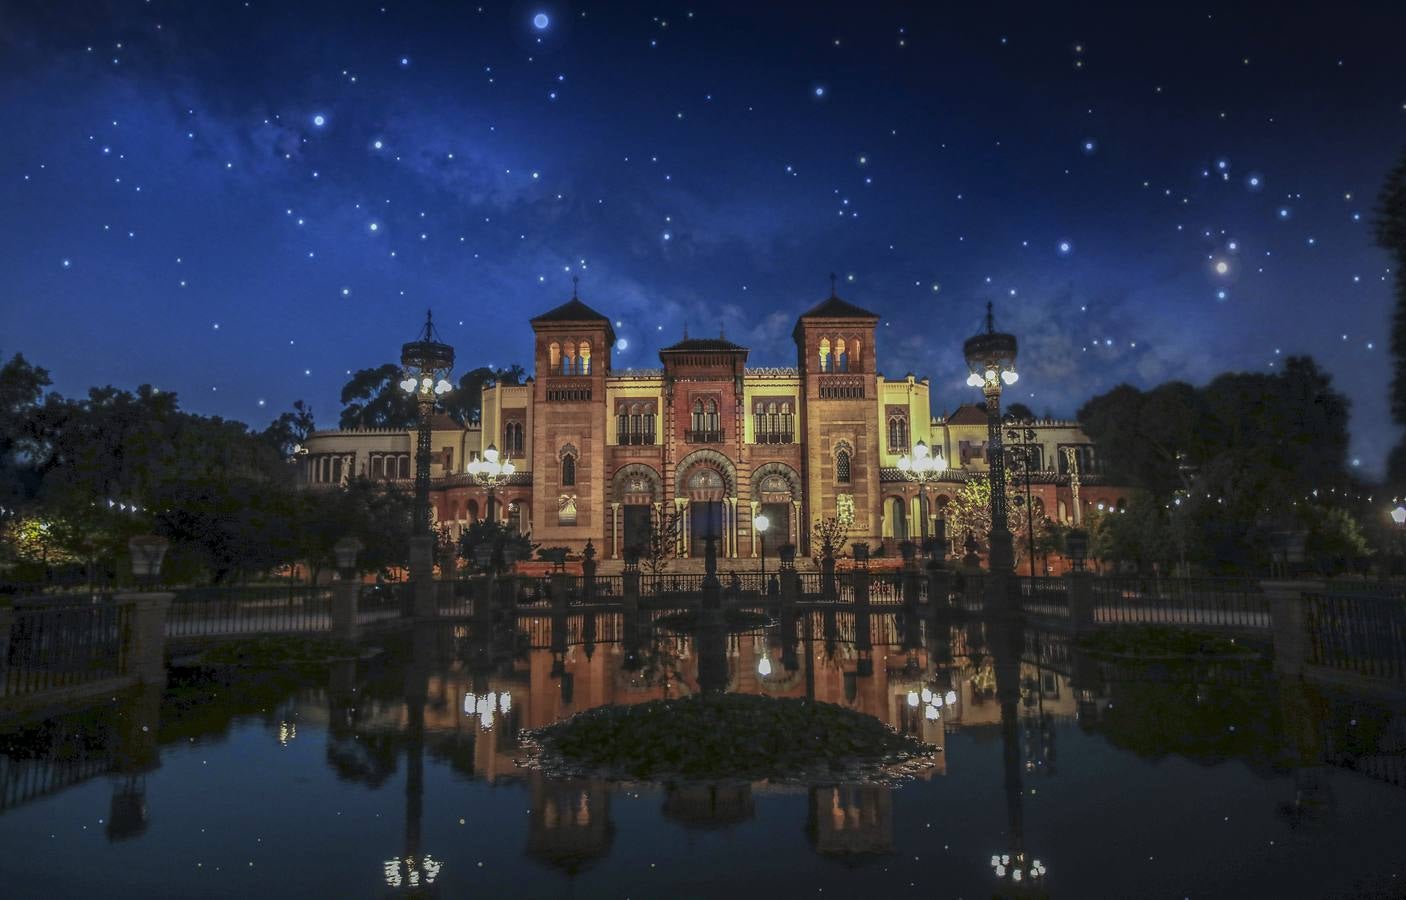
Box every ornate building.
[299,289,1128,560]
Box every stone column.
[610,503,621,558]
[749,501,759,557]
[332,578,359,641]
[679,498,690,558]
[1263,580,1320,679]
[117,592,173,686]
[409,535,437,618]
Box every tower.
[794,283,881,548]
[529,290,615,550]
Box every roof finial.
[421,308,435,340]
[985,301,995,334]
[683,322,689,340]
[829,272,838,297]
[719,320,726,340]
[571,275,579,300]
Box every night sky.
[1,2,1401,474]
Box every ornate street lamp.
[897,439,948,552]
[466,444,516,524]
[963,302,1018,572]
[399,310,455,535]
[990,850,1047,889]
[1004,416,1040,578]
[755,513,771,585]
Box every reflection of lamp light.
[757,655,772,677]
[945,689,958,706]
[991,851,1046,884]
[384,855,443,889]
[906,690,920,708]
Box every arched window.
[548,342,561,372]
[850,338,861,371]
[617,406,629,442]
[642,411,655,443]
[888,416,908,450]
[692,399,705,432]
[818,338,832,373]
[836,449,852,483]
[705,399,719,432]
[578,341,592,375]
[781,402,793,438]
[767,401,778,436]
[561,453,576,487]
[836,338,848,372]
[561,344,575,375]
[754,401,765,438]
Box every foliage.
[0,353,51,506]
[459,519,535,573]
[261,399,315,460]
[1376,149,1406,487]
[339,362,527,429]
[942,475,1048,568]
[643,506,683,575]
[808,516,850,563]
[1078,357,1361,573]
[1302,506,1371,574]
[537,546,571,568]
[199,635,361,666]
[527,694,934,782]
[338,364,418,430]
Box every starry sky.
[1,2,1402,474]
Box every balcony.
[754,432,794,445]
[685,429,725,443]
[617,433,656,446]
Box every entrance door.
[888,497,908,540]
[622,505,652,557]
[690,501,723,558]
[759,502,792,555]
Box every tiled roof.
[798,294,880,320]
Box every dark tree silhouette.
[338,364,417,430]
[1374,149,1406,486]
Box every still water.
[1,609,1403,899]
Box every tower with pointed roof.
[529,287,615,545]
[794,280,882,543]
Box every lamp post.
[1391,505,1406,578]
[897,439,948,553]
[398,310,455,536]
[754,514,770,582]
[466,444,516,525]
[127,535,169,588]
[963,302,1019,573]
[1004,416,1040,579]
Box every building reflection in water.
[5,600,1406,894]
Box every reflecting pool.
[1,607,1404,898]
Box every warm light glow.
[906,690,920,707]
[1392,505,1406,525]
[945,690,957,706]
[755,514,770,533]
[399,377,418,393]
[757,655,772,676]
[1001,369,1018,385]
[966,373,983,387]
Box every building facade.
[299,291,1129,560]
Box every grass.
[197,635,363,666]
[524,693,935,783]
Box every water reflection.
[1,603,1404,896]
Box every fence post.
[1066,572,1095,631]
[550,570,571,610]
[1262,580,1321,679]
[623,570,640,615]
[582,540,598,602]
[119,592,173,686]
[332,580,359,641]
[853,568,870,608]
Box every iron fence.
[359,583,410,622]
[2,601,132,697]
[166,586,333,637]
[1090,576,1267,629]
[1020,577,1070,618]
[1306,591,1406,682]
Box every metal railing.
[359,583,409,622]
[1307,591,1406,682]
[166,586,333,637]
[1020,577,1070,617]
[2,601,132,697]
[1089,576,1268,629]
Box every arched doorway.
[887,496,908,541]
[612,463,663,558]
[751,461,802,556]
[685,467,726,557]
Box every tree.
[1005,402,1035,422]
[262,400,315,459]
[459,519,535,574]
[338,364,417,430]
[0,353,51,506]
[643,507,683,575]
[443,364,528,425]
[943,475,1048,570]
[1375,147,1406,487]
[808,516,850,564]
